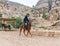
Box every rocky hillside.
[35,0,60,9]
[35,0,60,13]
[0,0,33,18]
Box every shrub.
[0,21,2,27]
[0,13,2,17]
[7,16,23,28]
[42,12,47,19]
[16,16,23,28]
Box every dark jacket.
[23,16,29,29]
[24,16,29,23]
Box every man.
[23,13,29,29]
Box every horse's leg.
[2,26,5,31]
[19,24,23,35]
[4,27,6,31]
[29,30,32,36]
[2,27,4,30]
[23,28,26,36]
[26,29,28,36]
[9,26,11,30]
[27,30,32,36]
[19,27,22,35]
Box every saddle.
[24,22,28,29]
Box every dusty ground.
[0,28,60,46]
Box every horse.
[19,20,32,36]
[2,23,11,31]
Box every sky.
[9,0,39,7]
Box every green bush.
[0,21,2,27]
[7,16,23,28]
[8,17,16,28]
[42,12,47,19]
[0,13,2,17]
[16,16,23,28]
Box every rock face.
[35,0,48,8]
[35,0,60,9]
[48,9,58,21]
[0,0,33,18]
[35,0,60,12]
[35,0,60,21]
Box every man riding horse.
[19,13,32,36]
[23,13,30,30]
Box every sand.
[0,29,60,46]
